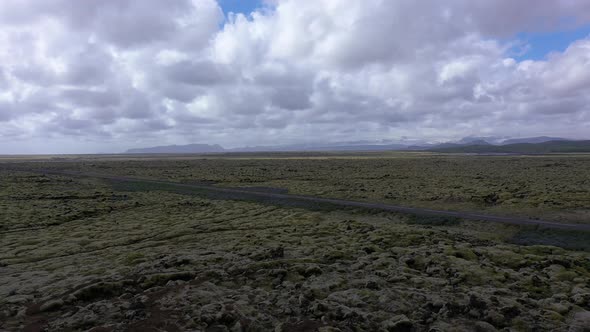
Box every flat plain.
[1,153,590,331]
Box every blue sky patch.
[218,0,265,17]
[513,24,590,60]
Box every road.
[6,167,590,231]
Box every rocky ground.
[20,154,590,224]
[1,170,590,331]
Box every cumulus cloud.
[0,0,589,153]
[162,60,235,86]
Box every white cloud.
[0,0,589,153]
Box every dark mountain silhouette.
[431,140,590,153]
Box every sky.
[217,0,265,18]
[0,1,589,154]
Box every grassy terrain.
[1,155,590,331]
[9,153,590,223]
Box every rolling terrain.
[1,153,590,331]
[11,152,590,224]
[8,166,590,232]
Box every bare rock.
[40,299,64,312]
[302,266,323,277]
[569,311,590,332]
[474,321,497,332]
[382,314,413,332]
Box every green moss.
[555,271,577,281]
[543,310,564,322]
[485,249,525,269]
[122,252,145,266]
[2,155,589,331]
[394,234,426,247]
[141,272,196,288]
[511,318,531,331]
[445,247,478,261]
[19,239,42,246]
[73,281,129,301]
[323,250,353,262]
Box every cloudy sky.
[1,0,589,153]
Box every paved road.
[7,167,590,231]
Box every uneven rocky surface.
[16,154,590,224]
[1,170,590,331]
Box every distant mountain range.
[415,136,570,151]
[430,140,590,154]
[124,136,586,154]
[498,136,567,145]
[126,144,224,154]
[229,143,409,152]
